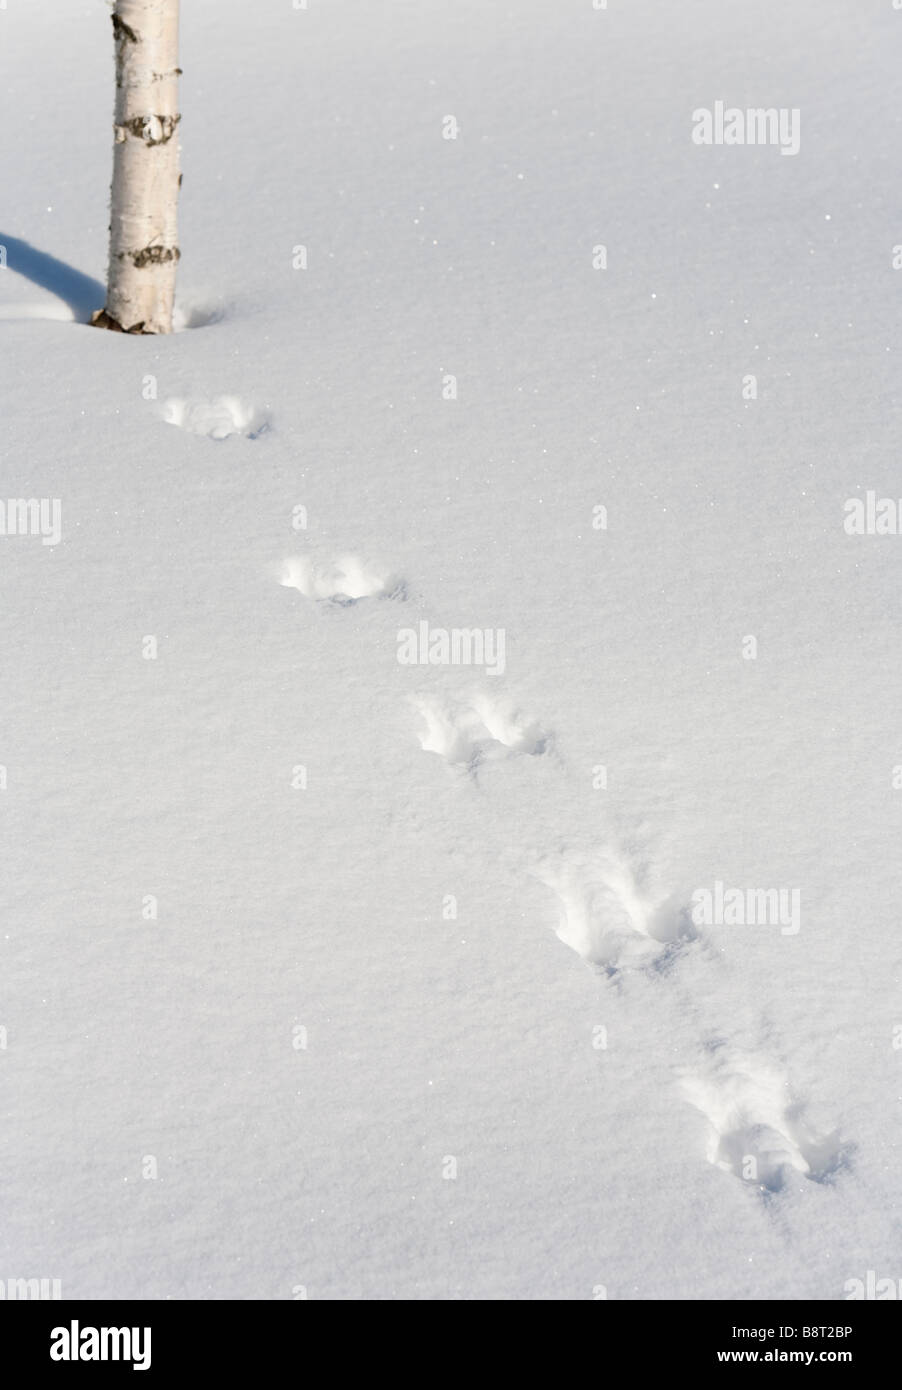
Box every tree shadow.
[0,234,104,322]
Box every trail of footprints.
[280,552,848,1197]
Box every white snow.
[0,0,900,1300]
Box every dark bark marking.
[111,14,139,44]
[117,245,181,269]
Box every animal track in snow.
[162,395,269,440]
[532,849,693,976]
[280,554,406,606]
[679,1047,846,1193]
[413,694,549,772]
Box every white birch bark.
[94,0,180,334]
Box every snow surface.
[1,0,900,1300]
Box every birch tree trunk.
[93,0,180,334]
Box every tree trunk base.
[90,308,152,334]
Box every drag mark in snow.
[412,693,549,774]
[281,554,406,606]
[679,1047,847,1193]
[532,849,693,976]
[162,395,269,440]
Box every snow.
[0,0,900,1300]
